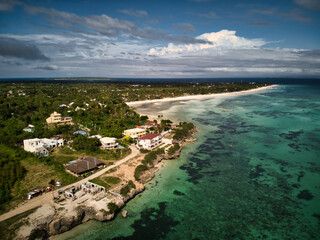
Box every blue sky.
[0,0,319,78]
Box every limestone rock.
[122,210,128,218]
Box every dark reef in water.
[111,202,179,240]
[297,190,314,201]
[173,190,185,196]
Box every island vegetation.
[0,80,268,214]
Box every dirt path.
[0,145,140,222]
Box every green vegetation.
[0,81,266,211]
[29,228,48,240]
[72,135,101,151]
[90,177,111,190]
[107,202,118,214]
[0,145,26,212]
[134,164,148,181]
[0,207,38,240]
[120,180,136,197]
[139,148,150,154]
[168,143,180,156]
[104,176,121,185]
[173,122,195,141]
[142,148,165,166]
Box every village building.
[137,133,162,150]
[23,138,64,156]
[65,156,104,176]
[123,128,146,139]
[23,124,34,133]
[144,121,157,128]
[46,111,73,125]
[100,137,118,149]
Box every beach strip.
[126,84,278,106]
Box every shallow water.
[56,85,320,240]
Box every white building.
[23,138,64,156]
[100,137,118,149]
[137,133,162,150]
[123,128,146,139]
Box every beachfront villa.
[46,111,73,125]
[23,138,64,156]
[123,128,146,139]
[100,137,118,149]
[137,133,162,150]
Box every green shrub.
[168,144,180,156]
[139,148,150,154]
[134,164,148,181]
[107,202,118,214]
[120,180,136,196]
[29,228,47,240]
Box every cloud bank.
[149,30,266,55]
[0,37,49,60]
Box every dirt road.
[0,145,140,222]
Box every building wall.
[137,135,162,149]
[123,129,146,138]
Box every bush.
[134,164,148,181]
[168,144,180,156]
[173,122,195,140]
[29,228,47,240]
[139,148,150,154]
[120,180,136,196]
[107,202,118,214]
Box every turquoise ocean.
[56,84,320,240]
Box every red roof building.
[137,133,162,150]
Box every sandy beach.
[126,85,278,107]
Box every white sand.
[126,85,278,106]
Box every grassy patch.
[90,176,111,190]
[104,176,121,185]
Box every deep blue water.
[56,84,320,240]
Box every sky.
[0,0,319,78]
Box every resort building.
[137,133,162,150]
[65,156,104,175]
[123,128,146,139]
[100,137,118,149]
[23,124,34,133]
[46,111,73,125]
[23,138,64,156]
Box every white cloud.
[149,30,267,56]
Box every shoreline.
[7,127,197,240]
[126,84,278,106]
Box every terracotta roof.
[145,121,155,126]
[139,133,160,140]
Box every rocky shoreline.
[14,129,197,240]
